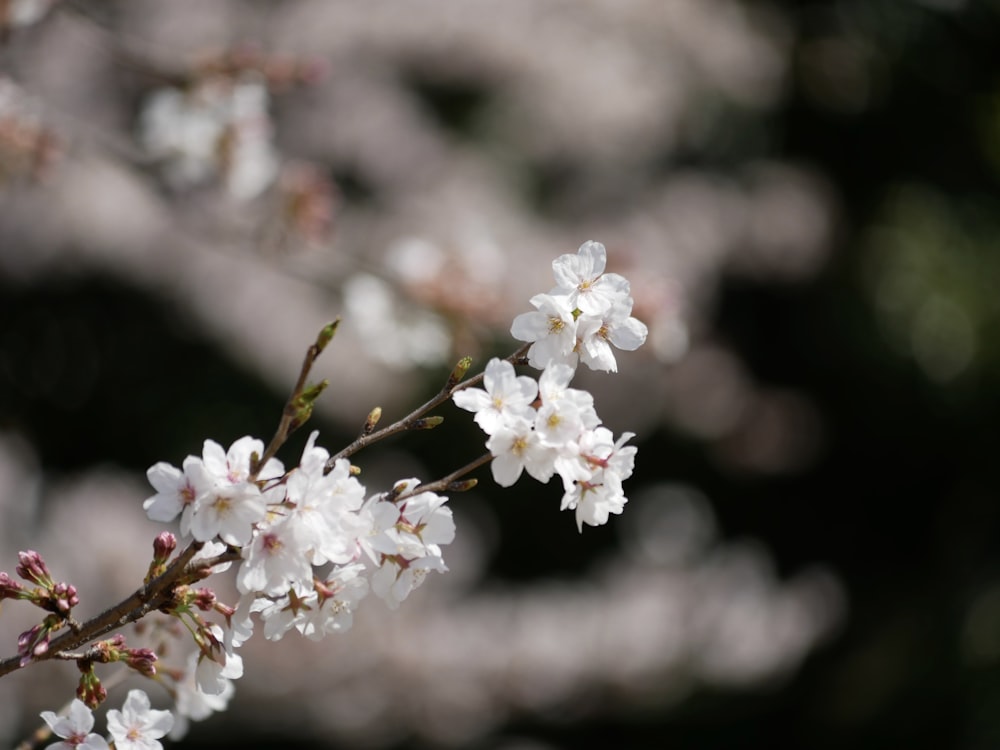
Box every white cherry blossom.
[257,587,313,641]
[184,481,267,547]
[283,434,367,566]
[452,357,538,435]
[236,515,313,596]
[576,299,649,373]
[106,689,174,750]
[486,420,556,486]
[169,653,235,740]
[40,700,109,750]
[393,491,456,559]
[551,240,632,316]
[510,293,579,370]
[138,77,278,200]
[298,564,370,639]
[372,554,447,610]
[195,640,243,696]
[201,436,282,486]
[557,428,637,531]
[143,455,210,524]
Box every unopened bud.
[447,356,473,390]
[363,406,382,435]
[299,380,329,403]
[389,478,420,501]
[0,571,25,600]
[18,619,54,666]
[16,550,53,588]
[412,416,444,430]
[447,479,478,492]
[90,635,124,664]
[125,647,158,677]
[147,531,179,583]
[153,532,177,563]
[193,587,217,611]
[51,582,79,613]
[76,666,106,709]
[291,380,329,428]
[316,319,340,353]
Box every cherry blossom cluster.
[510,240,647,373]
[454,240,646,531]
[137,50,326,205]
[139,73,278,201]
[140,431,455,732]
[0,551,79,666]
[11,240,649,748]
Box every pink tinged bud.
[76,669,107,709]
[147,532,178,583]
[153,532,177,562]
[91,634,126,663]
[16,625,37,650]
[0,571,25,599]
[16,550,53,587]
[77,681,107,709]
[17,623,50,666]
[126,647,158,677]
[51,582,79,613]
[193,588,217,611]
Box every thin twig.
[251,320,338,479]
[394,452,493,501]
[327,343,530,468]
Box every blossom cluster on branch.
[0,241,647,749]
[455,240,646,530]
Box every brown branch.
[251,320,339,479]
[0,540,215,679]
[393,452,493,501]
[327,343,530,469]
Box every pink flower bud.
[0,571,24,600]
[16,550,53,587]
[92,634,127,663]
[125,647,158,677]
[153,532,177,562]
[76,671,107,709]
[193,588,216,611]
[17,622,49,666]
[51,582,79,613]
